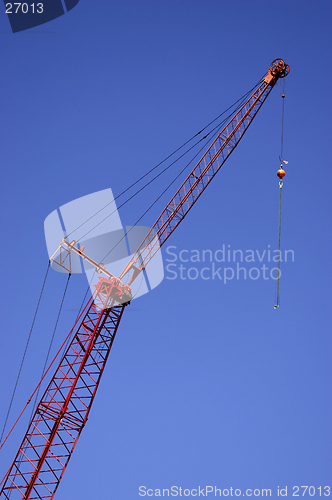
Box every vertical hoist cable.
[280,78,286,160]
[274,79,286,309]
[274,179,283,308]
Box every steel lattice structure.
[120,59,290,284]
[0,278,126,499]
[0,59,289,500]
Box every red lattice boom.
[0,278,127,499]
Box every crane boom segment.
[0,279,126,500]
[120,61,289,285]
[0,59,289,500]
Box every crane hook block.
[277,167,285,180]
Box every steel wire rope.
[98,119,229,267]
[0,261,51,446]
[60,270,97,357]
[1,274,71,496]
[274,78,286,308]
[0,286,94,454]
[97,72,269,267]
[130,268,145,299]
[75,84,259,247]
[0,76,266,490]
[39,77,265,369]
[5,274,73,492]
[75,272,96,321]
[280,78,286,160]
[65,77,264,242]
[275,184,283,308]
[54,109,245,357]
[75,125,219,244]
[28,274,71,422]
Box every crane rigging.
[274,77,288,309]
[0,58,289,500]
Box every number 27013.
[293,486,330,496]
[5,3,43,13]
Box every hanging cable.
[274,79,287,309]
[60,271,96,358]
[280,78,286,161]
[98,119,228,266]
[76,130,214,244]
[75,277,94,322]
[65,77,264,242]
[76,90,254,252]
[8,273,71,500]
[0,289,93,453]
[274,179,283,308]
[0,261,50,446]
[29,274,71,421]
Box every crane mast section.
[121,79,273,282]
[0,279,126,500]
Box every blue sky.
[0,1,331,498]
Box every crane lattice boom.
[0,59,289,500]
[120,58,289,284]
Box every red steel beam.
[0,59,289,500]
[120,59,289,284]
[0,278,128,499]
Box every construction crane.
[0,58,289,500]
